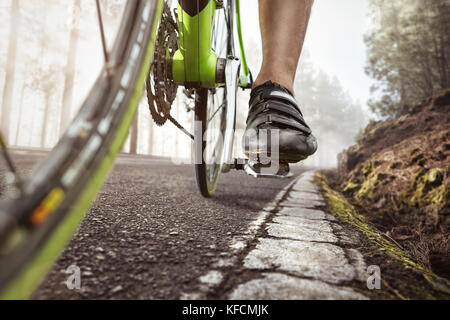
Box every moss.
[354,161,379,201]
[357,180,373,200]
[427,185,449,208]
[411,176,428,203]
[411,153,427,166]
[414,168,429,183]
[343,180,360,193]
[315,172,450,296]
[362,161,374,177]
[356,170,379,201]
[417,157,428,167]
[411,169,444,204]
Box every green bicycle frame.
[235,0,250,87]
[172,0,250,88]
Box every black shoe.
[243,81,318,163]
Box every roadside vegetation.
[314,0,450,299]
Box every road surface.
[2,151,370,300]
[0,151,303,299]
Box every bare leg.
[254,0,314,94]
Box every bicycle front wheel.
[195,0,236,197]
[0,0,163,299]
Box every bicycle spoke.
[95,0,110,68]
[208,101,226,123]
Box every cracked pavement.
[187,171,370,300]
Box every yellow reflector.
[30,188,65,226]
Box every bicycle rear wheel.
[195,0,236,197]
[0,0,163,299]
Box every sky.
[240,0,374,107]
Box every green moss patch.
[343,180,360,193]
[410,168,447,208]
[356,170,379,201]
[316,172,450,297]
[362,161,374,177]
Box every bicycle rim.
[0,0,164,299]
[195,0,234,197]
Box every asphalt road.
[1,151,305,299]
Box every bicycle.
[0,0,291,299]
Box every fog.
[0,0,371,168]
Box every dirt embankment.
[336,90,450,281]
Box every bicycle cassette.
[146,3,178,126]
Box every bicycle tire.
[195,0,236,198]
[0,0,164,299]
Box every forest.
[365,0,450,117]
[1,0,448,167]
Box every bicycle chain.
[146,3,179,126]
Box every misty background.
[0,0,376,168]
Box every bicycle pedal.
[244,160,293,179]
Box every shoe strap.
[250,88,303,116]
[247,112,312,135]
[247,100,309,129]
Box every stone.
[332,224,359,245]
[110,285,123,294]
[346,249,368,282]
[277,207,337,221]
[229,273,368,300]
[267,218,337,243]
[199,271,223,287]
[282,197,326,208]
[244,238,356,284]
[292,185,319,194]
[288,191,324,202]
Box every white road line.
[182,170,370,300]
[229,170,369,300]
[180,175,298,299]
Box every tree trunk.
[148,119,154,155]
[41,95,51,148]
[59,0,81,137]
[1,0,20,144]
[129,109,139,154]
[14,85,26,145]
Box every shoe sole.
[245,150,309,164]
